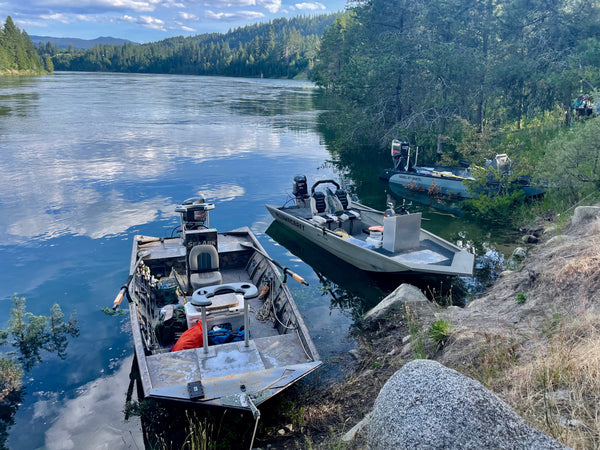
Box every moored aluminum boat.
[266,177,474,277]
[381,139,545,200]
[118,198,321,413]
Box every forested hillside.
[0,16,49,74]
[312,0,600,162]
[41,15,336,79]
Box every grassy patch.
[428,319,452,349]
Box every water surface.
[0,72,507,449]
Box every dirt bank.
[257,211,600,449]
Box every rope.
[247,395,261,450]
[254,278,297,330]
[255,279,274,322]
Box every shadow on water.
[0,390,24,450]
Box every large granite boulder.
[368,359,568,449]
[363,283,432,323]
[572,205,600,225]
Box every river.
[0,72,511,449]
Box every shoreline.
[257,207,600,448]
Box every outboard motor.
[391,140,411,171]
[293,175,309,204]
[176,197,215,231]
[175,197,217,249]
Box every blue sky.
[2,0,348,43]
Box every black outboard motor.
[175,197,217,249]
[391,140,411,171]
[175,197,215,233]
[293,175,309,203]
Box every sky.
[1,0,348,44]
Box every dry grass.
[554,239,600,286]
[496,315,600,449]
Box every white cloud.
[205,10,264,21]
[178,11,198,20]
[199,0,280,13]
[198,0,255,7]
[294,2,325,11]
[39,13,70,23]
[74,14,102,22]
[121,14,166,30]
[36,0,161,12]
[258,0,281,13]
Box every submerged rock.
[368,359,568,450]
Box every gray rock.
[511,247,527,260]
[349,348,361,360]
[572,205,600,224]
[543,224,557,236]
[342,413,372,442]
[368,360,568,450]
[364,284,428,322]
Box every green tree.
[44,55,53,72]
[313,0,600,160]
[0,16,44,73]
[536,116,600,192]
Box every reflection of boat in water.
[380,140,545,200]
[121,197,320,413]
[266,177,474,277]
[388,182,465,217]
[266,221,397,311]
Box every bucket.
[366,229,383,248]
[369,230,382,239]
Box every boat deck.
[282,205,455,266]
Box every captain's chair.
[335,188,350,209]
[310,191,337,228]
[188,244,222,291]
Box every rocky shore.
[259,206,600,449]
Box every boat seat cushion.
[190,271,223,290]
[188,244,222,290]
[311,191,328,214]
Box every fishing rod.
[112,250,149,310]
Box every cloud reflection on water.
[30,357,143,450]
[2,191,175,244]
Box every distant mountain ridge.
[29,35,136,50]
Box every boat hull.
[389,172,473,198]
[266,204,474,277]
